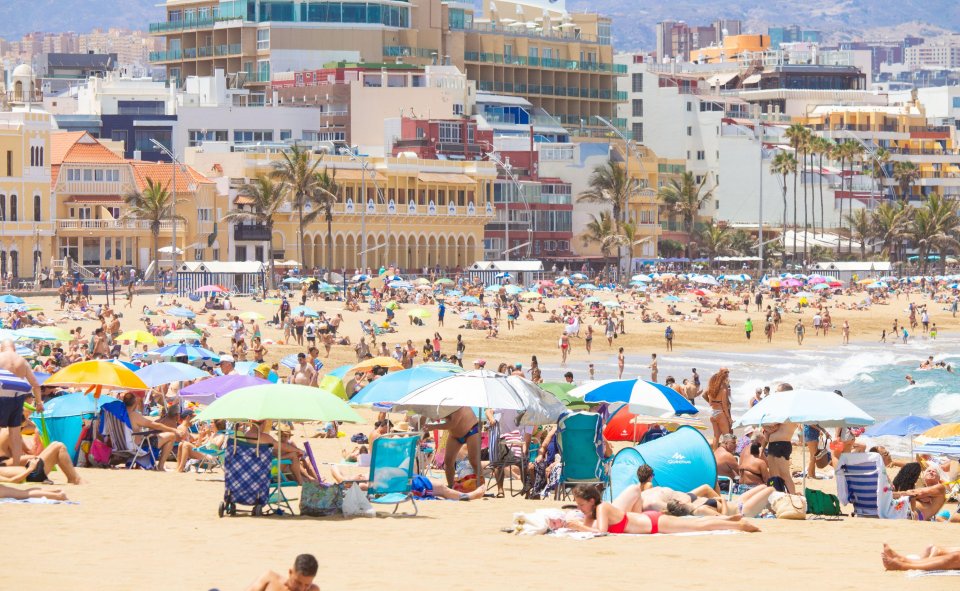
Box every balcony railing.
[234,224,271,241]
[5,89,43,103]
[463,21,603,44]
[57,220,175,231]
[150,49,182,62]
[215,43,242,56]
[464,51,625,74]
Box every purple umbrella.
[179,374,269,405]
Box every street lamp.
[150,139,184,293]
[484,150,533,260]
[338,147,370,272]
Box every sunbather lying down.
[882,543,960,571]
[0,483,68,501]
[329,465,486,501]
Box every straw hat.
[393,421,412,432]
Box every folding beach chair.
[99,410,162,470]
[554,412,609,500]
[366,433,420,516]
[836,452,911,519]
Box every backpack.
[804,487,842,516]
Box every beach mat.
[0,497,78,506]
[548,529,742,541]
[906,570,960,578]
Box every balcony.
[215,44,242,57]
[5,89,43,103]
[149,49,182,62]
[149,18,217,34]
[234,224,272,241]
[57,220,175,231]
[464,52,624,75]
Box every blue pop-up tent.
[36,393,126,463]
[605,426,717,502]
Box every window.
[83,169,93,181]
[233,130,273,143]
[632,99,643,117]
[188,130,227,146]
[117,100,164,116]
[279,130,292,141]
[632,122,643,142]
[453,103,464,115]
[94,169,104,181]
[696,150,705,160]
[194,248,204,261]
[632,73,643,93]
[257,28,270,50]
[686,126,693,136]
[33,194,41,222]
[198,208,212,222]
[134,129,171,152]
[302,131,345,142]
[9,195,16,221]
[687,101,692,112]
[438,122,461,143]
[953,97,960,109]
[67,168,79,181]
[416,127,425,139]
[106,169,120,182]
[5,151,10,176]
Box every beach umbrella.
[351,274,370,282]
[434,278,454,286]
[389,280,413,290]
[444,290,464,297]
[540,382,590,410]
[865,415,940,453]
[504,285,523,295]
[811,283,831,290]
[282,277,301,285]
[45,360,148,395]
[555,277,573,286]
[351,365,463,406]
[137,361,209,387]
[319,374,347,400]
[196,285,229,294]
[318,284,338,294]
[414,278,431,286]
[570,273,588,280]
[460,311,481,321]
[866,281,888,290]
[602,300,622,308]
[795,291,816,299]
[914,436,960,457]
[279,354,301,369]
[538,280,556,287]
[690,289,707,297]
[291,305,319,317]
[571,379,698,417]
[16,346,36,358]
[108,359,140,371]
[663,295,681,302]
[38,391,120,417]
[578,283,598,290]
[915,423,960,444]
[692,275,719,286]
[14,327,60,341]
[0,294,25,304]
[167,307,196,319]
[733,389,875,428]
[197,383,364,423]
[459,295,481,304]
[351,356,404,374]
[407,308,431,319]
[180,374,270,405]
[503,376,568,426]
[239,311,265,321]
[583,296,601,304]
[116,330,157,345]
[147,344,219,361]
[782,278,803,287]
[391,369,527,418]
[164,329,202,343]
[630,274,651,282]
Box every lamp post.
[338,148,369,272]
[484,150,532,261]
[150,139,182,293]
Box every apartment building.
[656,19,742,62]
[905,35,960,70]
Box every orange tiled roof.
[50,131,88,165]
[50,131,124,165]
[127,160,214,193]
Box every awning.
[417,172,476,184]
[706,72,738,86]
[233,195,255,205]
[742,74,762,85]
[66,195,124,204]
[328,169,386,182]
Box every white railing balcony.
[57,219,176,231]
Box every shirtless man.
[123,392,181,471]
[714,434,739,486]
[893,465,948,520]
[611,465,736,517]
[761,383,797,493]
[0,340,43,467]
[737,441,770,490]
[0,441,83,485]
[428,406,482,489]
[290,353,316,386]
[246,553,319,591]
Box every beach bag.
[342,484,374,517]
[90,439,112,466]
[770,492,807,520]
[815,435,832,469]
[299,482,344,517]
[805,488,841,516]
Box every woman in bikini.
[550,485,760,535]
[702,368,732,449]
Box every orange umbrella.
[350,356,404,374]
[45,360,148,397]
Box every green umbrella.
[318,284,338,293]
[434,278,454,285]
[407,308,431,319]
[196,384,365,423]
[541,382,591,410]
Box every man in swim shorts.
[429,406,483,489]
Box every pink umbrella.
[196,285,229,294]
[806,276,827,285]
[782,278,803,287]
[538,280,556,287]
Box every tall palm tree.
[912,194,960,275]
[729,229,753,257]
[785,124,808,262]
[871,201,910,266]
[657,171,715,259]
[577,159,638,275]
[843,208,871,261]
[770,150,797,255]
[123,177,184,279]
[270,144,321,268]
[810,136,833,235]
[303,167,340,275]
[223,175,286,289]
[698,221,734,262]
[581,211,620,271]
[845,141,866,255]
[893,161,919,203]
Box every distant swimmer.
[905,375,916,385]
[920,356,934,370]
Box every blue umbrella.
[33,371,50,384]
[570,273,588,280]
[137,361,210,387]
[811,283,831,290]
[0,294,25,304]
[327,364,353,380]
[16,346,36,358]
[445,290,463,297]
[351,365,463,406]
[291,305,319,318]
[108,358,140,371]
[865,415,940,437]
[147,344,219,361]
[167,307,196,319]
[663,295,681,302]
[571,379,698,416]
[39,392,121,418]
[282,277,302,284]
[578,283,598,290]
[280,354,301,369]
[504,285,523,295]
[459,295,480,304]
[484,284,502,292]
[914,436,960,457]
[389,280,413,289]
[555,277,573,286]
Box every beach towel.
[905,571,960,578]
[0,497,78,505]
[548,529,742,540]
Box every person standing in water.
[649,353,658,383]
[617,347,625,379]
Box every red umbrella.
[828,281,843,288]
[603,405,649,442]
[690,289,707,297]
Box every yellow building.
[691,34,769,64]
[0,64,56,283]
[186,148,497,273]
[51,131,224,274]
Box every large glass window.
[632,73,643,92]
[134,129,172,152]
[257,28,270,50]
[188,130,228,146]
[234,130,274,143]
[438,122,461,143]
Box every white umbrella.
[504,375,567,426]
[391,369,526,419]
[733,389,875,428]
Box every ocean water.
[538,334,960,424]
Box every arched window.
[9,252,18,280]
[29,147,34,167]
[0,194,5,221]
[9,194,17,221]
[39,146,43,167]
[33,194,41,222]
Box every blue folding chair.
[554,412,609,500]
[366,433,420,516]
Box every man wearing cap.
[219,355,238,376]
[391,344,404,363]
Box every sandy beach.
[3,284,960,590]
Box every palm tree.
[698,221,734,262]
[270,144,321,268]
[729,229,753,257]
[303,167,340,276]
[770,150,797,255]
[577,159,638,275]
[912,194,960,275]
[843,208,871,261]
[893,161,919,203]
[871,201,910,265]
[868,147,891,199]
[123,177,184,280]
[657,171,715,259]
[845,141,866,255]
[785,124,809,262]
[810,136,833,235]
[581,211,620,270]
[223,175,286,289]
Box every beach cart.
[220,435,272,517]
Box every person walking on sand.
[794,320,804,345]
[744,317,753,340]
[617,347,625,379]
[902,327,909,344]
[664,325,674,351]
[559,332,570,366]
[649,353,658,383]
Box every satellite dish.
[328,272,344,284]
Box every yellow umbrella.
[45,360,148,396]
[351,356,404,374]
[115,330,157,345]
[407,308,431,319]
[915,422,960,444]
[857,278,875,285]
[40,327,72,341]
[239,311,265,320]
[319,374,347,400]
[520,291,541,300]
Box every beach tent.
[37,393,125,463]
[604,426,716,502]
